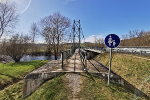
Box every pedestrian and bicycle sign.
[105,34,120,48]
[105,34,120,86]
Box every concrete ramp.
[22,60,62,99]
[22,72,61,98]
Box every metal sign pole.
[108,48,112,86]
[105,34,120,87]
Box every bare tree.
[39,12,71,60]
[120,29,150,46]
[0,1,19,38]
[94,36,104,47]
[29,22,39,53]
[3,33,31,62]
[29,22,39,43]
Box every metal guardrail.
[79,49,87,70]
[84,47,150,56]
[84,47,105,51]
[61,49,73,69]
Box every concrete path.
[63,49,84,72]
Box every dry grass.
[78,73,146,100]
[95,52,150,97]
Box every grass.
[26,73,69,100]
[0,60,49,89]
[95,52,150,97]
[0,72,147,100]
[78,73,147,100]
[0,81,24,100]
[0,73,70,100]
[0,52,150,99]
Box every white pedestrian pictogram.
[108,35,116,46]
[108,35,112,46]
[112,40,116,46]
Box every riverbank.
[26,51,62,56]
[0,60,49,91]
[0,54,61,63]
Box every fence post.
[67,51,69,63]
[140,50,142,55]
[85,51,87,70]
[131,50,133,54]
[61,51,63,69]
[70,49,71,56]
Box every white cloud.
[64,0,76,4]
[0,0,6,3]
[36,40,45,44]
[1,36,11,40]
[82,34,104,43]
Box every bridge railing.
[61,49,73,69]
[84,47,150,56]
[106,47,150,55]
[83,47,106,51]
[79,49,87,70]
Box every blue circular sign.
[105,34,120,48]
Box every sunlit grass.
[0,81,23,100]
[0,60,49,88]
[0,72,147,100]
[79,73,146,100]
[26,73,69,100]
[0,73,69,100]
[95,53,150,96]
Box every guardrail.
[84,47,105,51]
[61,49,73,69]
[83,47,150,56]
[79,49,87,70]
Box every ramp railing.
[61,49,74,69]
[79,49,87,70]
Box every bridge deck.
[63,49,85,72]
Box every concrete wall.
[22,72,61,99]
[86,51,99,60]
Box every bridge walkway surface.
[63,49,85,72]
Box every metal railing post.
[140,50,142,55]
[70,49,71,56]
[85,51,87,70]
[61,51,63,69]
[66,51,68,63]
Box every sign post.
[105,34,120,86]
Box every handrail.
[79,49,87,70]
[61,49,73,69]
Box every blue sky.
[5,0,150,43]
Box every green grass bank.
[0,60,49,90]
[95,53,150,97]
[0,72,147,100]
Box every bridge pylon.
[72,20,82,52]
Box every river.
[20,55,61,62]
